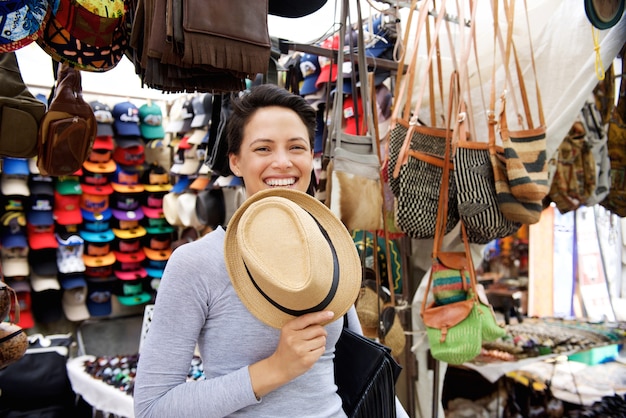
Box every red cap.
[53,191,82,225]
[27,224,59,250]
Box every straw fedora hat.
[224,188,361,329]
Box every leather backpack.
[37,63,96,176]
[0,52,47,158]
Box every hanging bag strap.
[391,0,448,180]
[329,0,377,152]
[421,71,479,316]
[500,0,545,132]
[390,0,431,128]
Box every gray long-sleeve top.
[133,226,362,417]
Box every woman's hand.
[248,310,333,399]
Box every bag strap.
[421,72,479,316]
[329,0,377,151]
[500,0,545,131]
[390,0,426,126]
[391,0,448,180]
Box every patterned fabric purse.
[386,0,458,239]
[489,0,548,224]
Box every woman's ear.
[228,154,239,177]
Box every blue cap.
[79,229,115,243]
[170,176,191,194]
[59,274,87,290]
[144,266,164,278]
[27,210,54,226]
[112,101,142,137]
[81,207,113,222]
[1,231,27,248]
[299,53,321,96]
[86,277,114,317]
[2,157,30,176]
[364,15,392,58]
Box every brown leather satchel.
[37,64,97,176]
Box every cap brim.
[224,188,361,329]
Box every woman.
[134,84,401,417]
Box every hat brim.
[224,188,361,329]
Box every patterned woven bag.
[453,100,521,243]
[488,0,548,225]
[393,121,459,239]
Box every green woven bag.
[476,285,507,342]
[422,293,483,365]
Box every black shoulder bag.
[334,315,402,417]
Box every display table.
[67,355,135,418]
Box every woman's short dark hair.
[225,84,317,156]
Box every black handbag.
[334,315,402,418]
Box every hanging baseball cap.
[141,163,171,192]
[79,227,115,244]
[179,99,195,134]
[111,166,144,193]
[36,0,129,72]
[363,14,394,58]
[55,176,82,195]
[141,192,165,220]
[26,193,54,226]
[343,94,367,136]
[56,231,85,274]
[8,280,34,329]
[111,101,141,137]
[83,148,117,174]
[28,247,57,276]
[186,128,208,146]
[144,257,166,279]
[1,246,29,278]
[0,0,49,53]
[90,101,115,137]
[195,187,225,230]
[1,173,29,197]
[113,260,147,281]
[82,240,116,268]
[110,192,144,221]
[113,237,145,263]
[111,217,146,240]
[2,157,30,175]
[80,192,112,222]
[142,235,172,261]
[170,147,201,176]
[53,191,82,225]
[315,34,340,89]
[165,98,186,134]
[113,277,151,305]
[86,277,114,316]
[190,94,213,129]
[143,217,175,235]
[30,271,61,292]
[299,53,321,96]
[138,102,165,140]
[26,223,58,250]
[59,274,90,322]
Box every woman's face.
[229,106,314,197]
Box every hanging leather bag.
[0,52,47,158]
[37,63,97,176]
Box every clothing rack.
[278,39,405,72]
[376,0,471,26]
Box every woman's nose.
[273,151,293,168]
